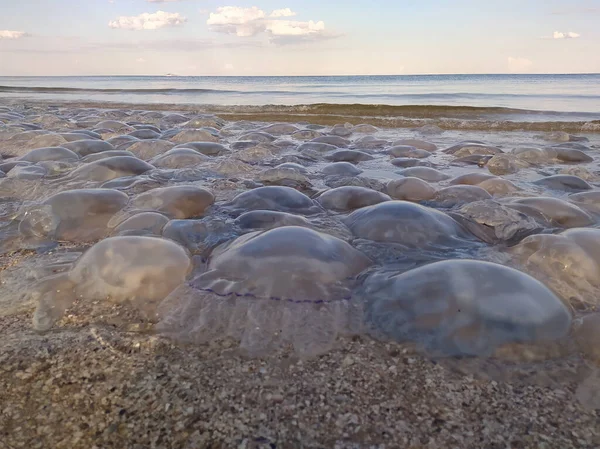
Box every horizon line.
[1,72,600,78]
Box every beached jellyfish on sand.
[19,188,129,242]
[361,260,571,356]
[131,185,215,219]
[507,197,594,228]
[32,236,191,331]
[343,201,476,249]
[509,228,600,307]
[66,156,154,182]
[316,186,391,212]
[157,226,372,356]
[223,186,323,215]
[234,210,310,230]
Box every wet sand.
[1,99,600,448]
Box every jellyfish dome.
[33,236,191,331]
[157,226,372,356]
[224,186,322,215]
[343,201,475,249]
[361,260,571,356]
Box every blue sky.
[0,0,598,75]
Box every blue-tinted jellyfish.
[32,236,191,331]
[157,226,372,356]
[343,201,476,249]
[361,260,571,356]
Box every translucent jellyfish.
[343,201,476,249]
[162,218,235,255]
[94,120,132,132]
[150,148,210,169]
[127,139,174,160]
[553,147,593,163]
[7,164,47,180]
[311,135,350,147]
[259,123,299,135]
[171,130,219,144]
[64,140,115,157]
[570,191,600,213]
[275,162,308,173]
[129,129,161,140]
[388,145,430,159]
[507,197,594,228]
[19,188,129,242]
[174,141,229,156]
[449,173,498,186]
[432,185,492,207]
[487,154,525,175]
[106,135,138,147]
[111,212,170,236]
[512,147,550,164]
[361,260,571,356]
[82,150,136,163]
[298,142,338,153]
[316,186,391,212]
[224,186,322,215]
[325,150,373,163]
[387,177,437,202]
[352,124,379,134]
[67,156,154,182]
[234,210,310,230]
[19,146,79,163]
[32,236,191,331]
[573,313,600,362]
[131,186,215,219]
[477,177,520,195]
[330,124,353,137]
[321,162,362,176]
[509,228,600,307]
[157,226,372,356]
[355,135,388,149]
[453,155,493,166]
[390,158,432,168]
[238,131,276,143]
[393,139,437,152]
[453,145,504,157]
[456,200,540,243]
[533,175,592,192]
[397,167,450,182]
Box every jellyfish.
[131,185,215,219]
[19,188,129,242]
[321,162,363,177]
[66,156,154,182]
[223,186,323,215]
[157,226,372,356]
[32,236,192,331]
[19,146,79,163]
[316,186,391,212]
[533,175,592,192]
[311,135,350,147]
[388,145,430,159]
[325,150,373,163]
[361,260,571,356]
[111,211,170,236]
[507,197,594,228]
[150,148,210,169]
[127,139,174,160]
[396,167,450,182]
[234,210,310,230]
[63,139,115,157]
[393,139,437,152]
[387,177,437,202]
[344,201,476,249]
[432,185,492,208]
[174,141,229,157]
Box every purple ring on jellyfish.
[156,226,372,356]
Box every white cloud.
[0,30,28,39]
[507,57,533,73]
[553,31,581,39]
[269,8,296,18]
[136,57,146,63]
[206,6,335,43]
[109,11,187,30]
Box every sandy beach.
[1,97,600,448]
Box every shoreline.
[2,98,600,133]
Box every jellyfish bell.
[157,226,372,357]
[32,236,192,331]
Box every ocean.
[1,74,599,132]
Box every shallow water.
[1,98,600,403]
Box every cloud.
[269,8,296,18]
[147,0,182,2]
[109,11,187,30]
[0,30,28,39]
[206,6,336,43]
[507,57,533,73]
[552,31,581,39]
[136,57,146,63]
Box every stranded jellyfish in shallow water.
[224,186,322,215]
[32,236,191,331]
[19,188,129,242]
[157,226,372,356]
[361,260,571,356]
[343,201,476,249]
[131,185,215,219]
[316,186,391,212]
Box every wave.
[0,85,236,94]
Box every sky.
[0,0,599,76]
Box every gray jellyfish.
[361,260,571,356]
[19,188,129,242]
[66,156,154,182]
[131,185,215,219]
[343,201,475,249]
[157,226,372,356]
[32,236,192,331]
[316,186,391,212]
[223,186,323,215]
